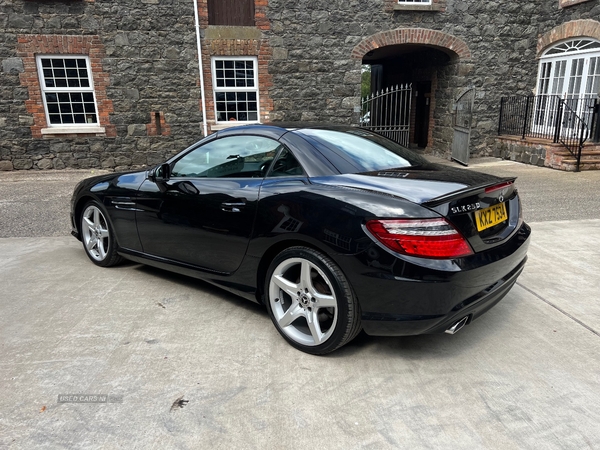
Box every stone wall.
[0,0,203,171]
[266,0,600,158]
[2,0,600,170]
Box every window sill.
[211,122,259,131]
[41,126,106,135]
[394,4,443,11]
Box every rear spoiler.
[423,177,517,208]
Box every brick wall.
[16,34,117,139]
[197,0,273,133]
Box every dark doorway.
[414,82,431,148]
[362,46,451,149]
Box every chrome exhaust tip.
[445,316,469,335]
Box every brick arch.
[538,19,600,56]
[351,28,471,60]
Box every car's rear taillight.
[365,219,474,259]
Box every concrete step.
[558,159,600,171]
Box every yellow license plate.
[475,203,508,232]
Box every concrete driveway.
[1,161,599,449]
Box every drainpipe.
[192,0,208,137]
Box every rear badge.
[451,202,480,214]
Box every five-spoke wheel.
[265,247,361,354]
[80,201,122,267]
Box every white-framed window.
[398,0,432,4]
[534,39,600,132]
[36,55,100,127]
[211,56,259,123]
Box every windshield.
[297,128,429,174]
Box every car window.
[267,147,304,178]
[298,128,429,173]
[171,135,281,178]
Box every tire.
[80,201,123,267]
[265,246,361,355]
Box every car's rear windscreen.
[297,128,429,174]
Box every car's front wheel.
[80,201,123,267]
[265,247,361,355]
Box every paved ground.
[1,161,600,449]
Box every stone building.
[1,0,599,171]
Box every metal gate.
[451,88,475,166]
[360,84,412,147]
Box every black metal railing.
[361,84,412,147]
[498,94,598,171]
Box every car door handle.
[221,201,246,213]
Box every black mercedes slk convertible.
[71,124,530,354]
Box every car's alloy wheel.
[265,247,361,354]
[80,201,122,267]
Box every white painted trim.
[36,55,100,128]
[193,0,209,138]
[41,126,105,135]
[211,56,260,123]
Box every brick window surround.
[197,0,273,133]
[538,20,600,56]
[16,34,115,138]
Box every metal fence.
[498,94,598,171]
[360,84,412,147]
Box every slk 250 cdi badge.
[71,124,530,354]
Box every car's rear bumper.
[360,257,525,336]
[335,222,531,337]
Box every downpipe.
[445,316,469,335]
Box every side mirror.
[150,163,171,182]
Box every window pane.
[212,58,259,122]
[39,56,98,127]
[172,136,281,178]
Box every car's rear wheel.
[80,201,123,267]
[265,247,361,355]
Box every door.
[135,135,281,273]
[535,40,600,135]
[451,88,475,166]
